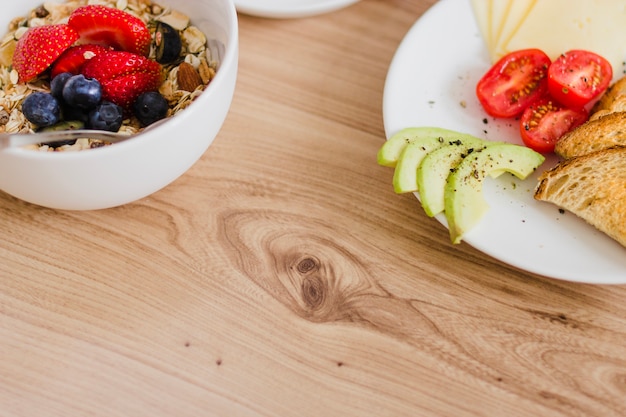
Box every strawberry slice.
[81,50,162,109]
[68,5,151,56]
[99,72,163,110]
[12,24,79,82]
[50,44,111,79]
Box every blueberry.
[62,104,90,124]
[50,72,73,99]
[22,92,61,127]
[155,22,182,64]
[62,74,102,110]
[132,91,169,126]
[88,101,124,132]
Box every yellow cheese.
[470,0,493,52]
[497,0,626,80]
[490,0,513,55]
[493,0,537,62]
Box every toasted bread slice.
[592,75,626,116]
[554,112,626,159]
[590,95,626,121]
[535,147,626,247]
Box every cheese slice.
[498,0,626,80]
[470,0,492,52]
[490,0,513,55]
[492,0,537,62]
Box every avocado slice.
[392,133,491,194]
[377,126,477,167]
[416,136,489,217]
[444,143,545,244]
[392,136,447,193]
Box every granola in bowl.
[0,0,218,151]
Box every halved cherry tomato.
[519,96,588,153]
[547,50,613,110]
[547,50,612,110]
[476,49,551,118]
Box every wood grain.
[2,1,626,416]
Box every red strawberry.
[50,44,111,79]
[68,5,151,56]
[81,50,162,109]
[12,24,79,82]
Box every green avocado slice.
[392,136,447,193]
[444,143,545,244]
[416,137,490,217]
[377,126,477,167]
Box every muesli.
[0,0,217,151]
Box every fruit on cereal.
[62,74,103,110]
[1,1,216,151]
[68,5,151,56]
[61,104,90,125]
[132,91,169,126]
[88,101,124,132]
[40,121,85,133]
[50,72,73,99]
[81,50,162,110]
[22,92,62,127]
[154,21,182,64]
[12,24,79,82]
[50,44,111,79]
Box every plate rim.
[234,0,361,18]
[382,0,626,284]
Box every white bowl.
[0,0,238,210]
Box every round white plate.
[383,0,626,284]
[234,0,360,18]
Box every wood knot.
[302,275,325,309]
[296,256,319,274]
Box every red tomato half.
[476,49,551,118]
[519,96,588,153]
[548,50,613,109]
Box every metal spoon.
[0,118,169,150]
[0,129,138,150]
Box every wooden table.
[2,1,626,416]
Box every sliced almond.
[0,38,16,67]
[197,59,216,84]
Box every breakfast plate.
[382,0,626,284]
[234,0,360,18]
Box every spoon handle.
[0,130,133,150]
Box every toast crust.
[539,75,626,248]
[535,147,626,247]
[590,95,626,121]
[592,76,626,115]
[554,112,626,159]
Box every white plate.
[383,0,626,284]
[234,0,360,18]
